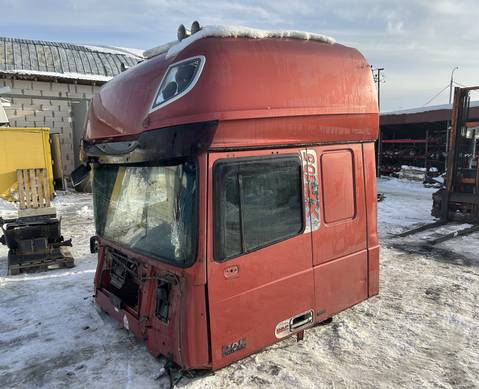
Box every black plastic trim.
[93,157,199,269]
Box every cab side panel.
[206,149,315,370]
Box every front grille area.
[103,247,140,313]
[106,247,139,289]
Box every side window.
[321,150,356,223]
[214,155,304,261]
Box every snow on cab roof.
[143,24,336,60]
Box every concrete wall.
[0,77,101,175]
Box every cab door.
[308,144,369,321]
[206,149,315,369]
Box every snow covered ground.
[1,178,478,388]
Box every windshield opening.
[93,160,197,266]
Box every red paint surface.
[85,37,377,146]
[310,144,368,265]
[314,250,369,320]
[321,150,355,223]
[206,148,315,369]
[90,36,379,370]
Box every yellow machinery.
[0,127,54,201]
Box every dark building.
[379,101,479,175]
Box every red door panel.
[310,144,367,265]
[208,237,315,367]
[308,144,368,320]
[314,250,368,320]
[207,148,315,369]
[321,150,356,223]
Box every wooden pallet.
[16,168,51,210]
[8,247,74,275]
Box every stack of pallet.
[16,168,55,216]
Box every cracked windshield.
[93,161,196,265]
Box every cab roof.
[85,27,378,148]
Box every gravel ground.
[0,179,478,388]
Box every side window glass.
[223,169,242,257]
[214,155,303,261]
[321,150,355,223]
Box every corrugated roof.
[382,101,479,116]
[0,37,143,83]
[381,100,479,126]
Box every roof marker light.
[177,24,191,41]
[191,21,201,34]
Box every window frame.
[93,157,199,268]
[149,55,206,113]
[213,154,306,262]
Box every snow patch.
[401,165,426,172]
[377,177,436,235]
[143,41,177,60]
[76,205,94,219]
[0,69,112,83]
[0,198,16,211]
[1,184,479,388]
[144,25,335,59]
[0,197,17,219]
[82,45,144,58]
[397,165,426,181]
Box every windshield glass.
[93,161,197,266]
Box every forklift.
[396,86,479,243]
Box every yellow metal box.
[0,127,54,201]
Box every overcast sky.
[2,0,478,111]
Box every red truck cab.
[83,25,379,370]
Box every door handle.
[290,310,313,330]
[224,265,239,279]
